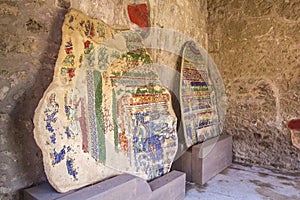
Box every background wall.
[207,0,300,170]
[1,1,66,199]
[0,0,299,199]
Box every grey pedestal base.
[172,134,232,185]
[23,170,185,200]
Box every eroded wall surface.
[0,1,67,199]
[0,0,208,199]
[207,0,300,170]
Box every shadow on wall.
[4,5,69,200]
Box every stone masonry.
[207,0,300,170]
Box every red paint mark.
[288,119,300,131]
[84,40,91,49]
[79,117,88,152]
[65,42,73,54]
[75,98,88,153]
[89,23,95,38]
[68,68,75,79]
[65,47,72,54]
[127,3,149,29]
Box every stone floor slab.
[185,164,300,200]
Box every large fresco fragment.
[180,41,220,147]
[34,9,177,192]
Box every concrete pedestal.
[172,134,232,185]
[23,171,185,200]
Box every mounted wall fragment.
[34,9,177,193]
[180,41,222,147]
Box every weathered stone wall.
[0,0,68,199]
[0,0,208,199]
[207,0,300,170]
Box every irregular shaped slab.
[180,41,220,147]
[34,9,177,192]
[34,8,120,193]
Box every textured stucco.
[0,1,67,199]
[207,0,300,170]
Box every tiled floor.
[185,164,300,200]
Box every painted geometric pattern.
[33,9,177,192]
[180,41,219,147]
[78,31,178,179]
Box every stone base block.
[172,134,232,185]
[23,170,185,200]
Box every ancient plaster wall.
[0,1,67,199]
[207,0,300,170]
[0,0,208,199]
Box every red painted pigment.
[288,119,300,131]
[127,3,149,28]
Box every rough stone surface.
[207,0,300,170]
[0,1,66,199]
